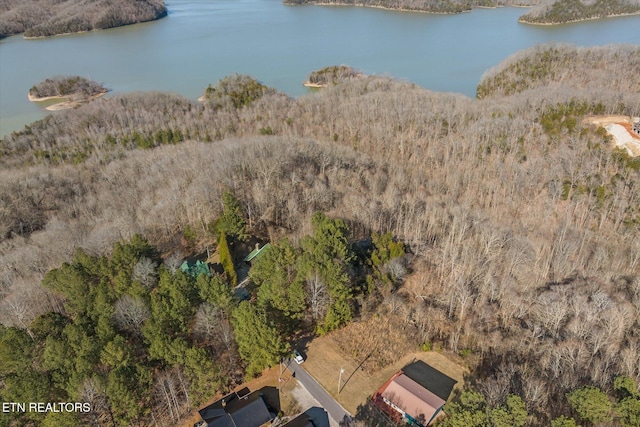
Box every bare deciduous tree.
[306,272,329,321]
[113,295,149,336]
[132,256,158,289]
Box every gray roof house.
[198,387,275,427]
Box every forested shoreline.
[283,0,537,15]
[1,44,640,426]
[519,0,640,24]
[0,0,166,39]
[0,0,636,40]
[284,0,640,24]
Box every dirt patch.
[583,115,632,126]
[583,115,640,156]
[301,333,468,415]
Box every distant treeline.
[520,0,640,24]
[29,76,107,99]
[283,0,526,14]
[285,0,640,23]
[1,45,640,426]
[284,0,544,14]
[0,0,167,39]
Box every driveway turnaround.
[287,360,353,425]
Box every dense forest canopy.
[0,0,167,39]
[1,44,640,426]
[0,214,399,425]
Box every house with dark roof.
[373,360,457,427]
[285,407,330,427]
[198,387,276,427]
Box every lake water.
[1,0,639,137]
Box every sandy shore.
[303,82,328,88]
[28,91,107,110]
[27,93,66,102]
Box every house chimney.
[255,243,260,251]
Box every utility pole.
[338,367,345,394]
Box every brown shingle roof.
[381,373,445,424]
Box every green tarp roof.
[243,243,271,263]
[180,260,211,278]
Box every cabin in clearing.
[373,360,457,427]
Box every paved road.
[287,359,352,426]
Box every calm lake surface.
[1,0,639,137]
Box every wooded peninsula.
[284,0,640,24]
[28,76,109,110]
[1,44,639,427]
[519,0,640,24]
[0,0,167,39]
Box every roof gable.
[199,407,227,422]
[381,373,445,424]
[286,406,330,427]
[401,360,457,402]
[199,387,274,427]
[229,398,272,427]
[207,415,235,427]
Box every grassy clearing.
[302,334,468,415]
